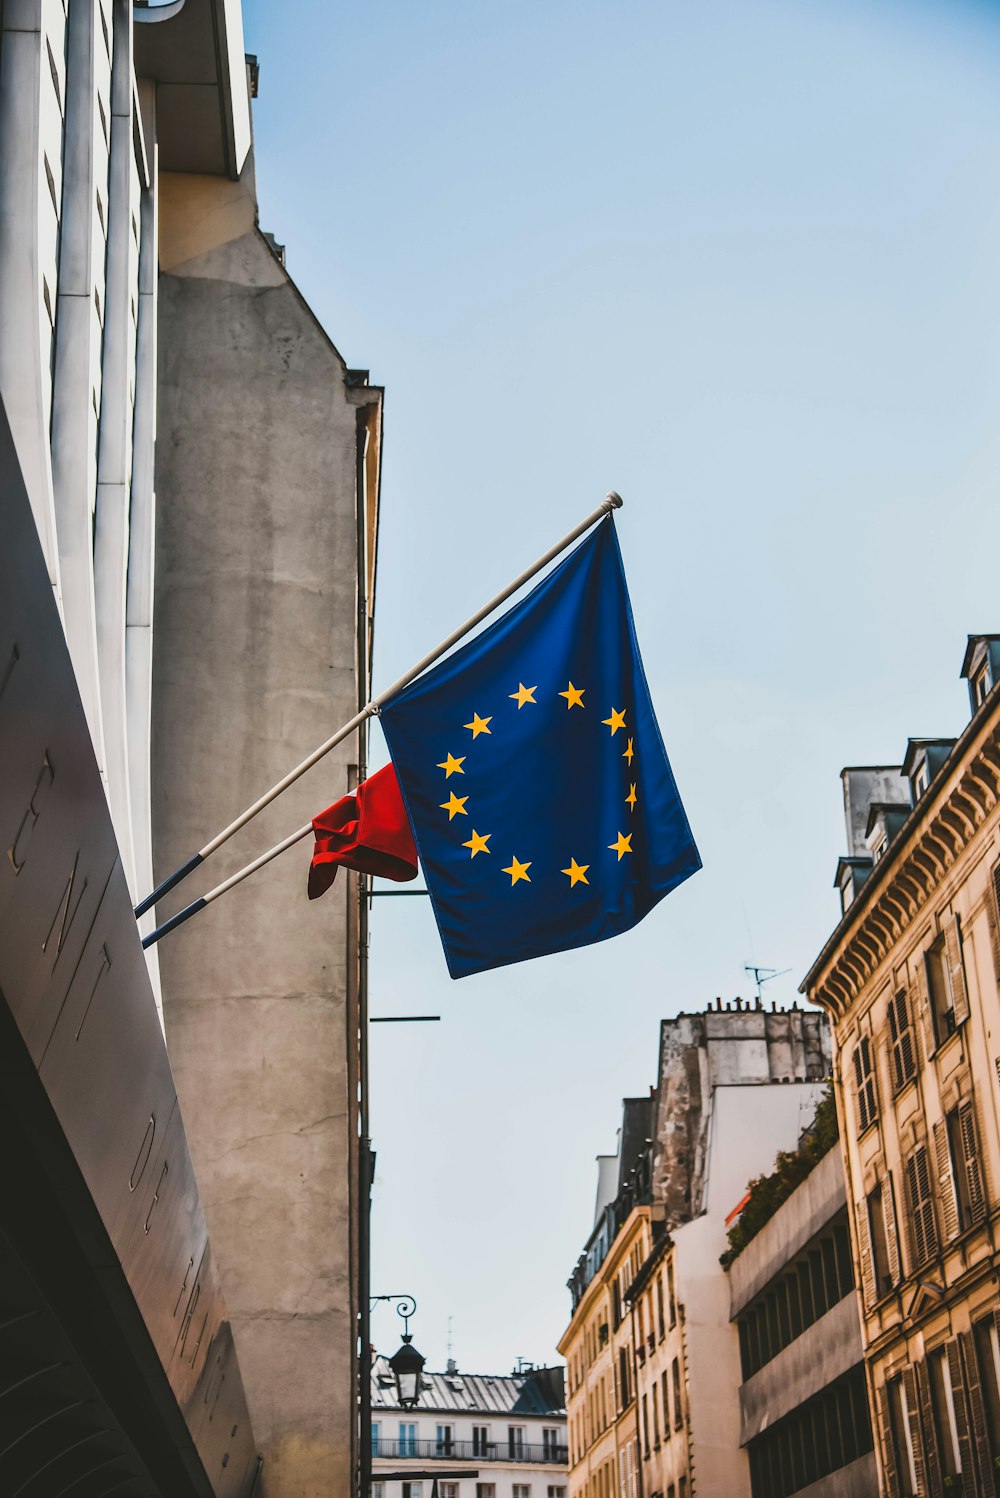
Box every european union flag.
[378,517,700,979]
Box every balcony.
[372,1439,568,1465]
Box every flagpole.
[134,492,623,921]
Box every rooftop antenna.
[744,964,792,1004]
[447,1314,454,1363]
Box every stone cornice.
[802,694,1000,1023]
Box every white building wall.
[0,0,162,1010]
[372,1408,568,1498]
[673,1081,827,1498]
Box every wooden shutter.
[946,1338,975,1486]
[898,991,916,1083]
[856,1197,876,1308]
[989,862,1000,986]
[946,916,970,1026]
[933,1119,961,1243]
[853,1042,869,1131]
[959,1100,986,1223]
[916,1361,944,1498]
[902,1365,927,1493]
[961,1328,992,1494]
[883,1173,901,1286]
[879,1383,900,1498]
[907,1147,938,1266]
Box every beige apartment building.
[803,633,1000,1498]
[559,1006,831,1498]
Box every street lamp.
[373,1294,426,1409]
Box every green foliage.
[720,1083,839,1267]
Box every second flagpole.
[135,492,623,922]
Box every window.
[656,1274,666,1339]
[973,1318,1000,1475]
[928,1348,962,1481]
[873,836,888,863]
[618,1347,631,1408]
[436,1424,453,1456]
[667,1260,677,1327]
[543,1428,562,1460]
[662,1369,670,1438]
[887,1376,917,1498]
[678,1480,687,1498]
[642,1393,650,1457]
[508,1426,525,1459]
[887,989,916,1091]
[547,1488,567,1498]
[904,1145,937,1267]
[927,937,956,1044]
[402,1485,423,1498]
[371,1422,380,1456]
[672,1358,683,1429]
[399,1423,417,1456]
[748,1368,873,1498]
[372,1485,384,1498]
[852,1036,878,1133]
[440,1487,459,1498]
[472,1426,490,1457]
[913,761,929,799]
[513,1487,531,1498]
[652,1380,660,1448]
[476,1487,496,1498]
[974,662,991,708]
[866,1182,898,1301]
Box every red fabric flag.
[308,763,418,899]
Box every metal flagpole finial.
[603,491,623,513]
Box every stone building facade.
[802,633,1000,1497]
[370,1358,567,1498]
[559,1005,831,1498]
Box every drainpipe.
[628,1297,645,1498]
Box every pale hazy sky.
[243,0,1000,1373]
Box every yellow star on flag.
[609,831,633,861]
[602,707,626,735]
[463,829,491,858]
[440,792,469,820]
[502,856,531,885]
[464,713,492,738]
[559,681,585,709]
[623,737,635,765]
[626,783,638,811]
[561,858,590,887]
[509,682,537,709]
[437,753,466,778]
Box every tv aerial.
[744,963,791,1003]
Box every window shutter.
[946,1338,975,1486]
[961,1328,992,1493]
[915,1361,944,1498]
[852,1043,868,1132]
[882,1174,901,1287]
[959,1100,986,1223]
[898,991,916,1083]
[989,862,1000,986]
[946,916,970,1026]
[902,1366,927,1494]
[856,1198,876,1308]
[878,1384,900,1498]
[933,1119,961,1243]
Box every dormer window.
[873,837,888,863]
[973,662,991,709]
[912,762,928,800]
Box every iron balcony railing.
[372,1438,568,1465]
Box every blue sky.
[243,0,1000,1373]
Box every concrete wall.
[738,1294,862,1442]
[728,1146,848,1314]
[151,162,380,1498]
[793,1452,878,1498]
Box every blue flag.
[378,517,700,979]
